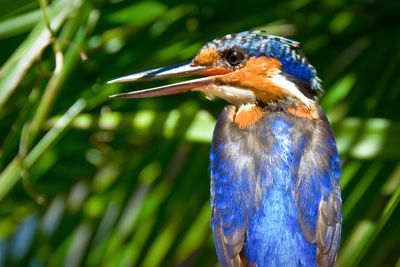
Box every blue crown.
[205,31,323,94]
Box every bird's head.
[108,31,322,109]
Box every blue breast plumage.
[210,104,341,267]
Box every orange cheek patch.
[193,48,219,65]
[219,57,284,102]
[234,105,265,128]
[287,103,319,120]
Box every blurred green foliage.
[0,0,400,266]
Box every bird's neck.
[233,98,324,129]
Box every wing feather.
[212,211,245,267]
[295,116,342,267]
[210,106,262,267]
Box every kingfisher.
[108,31,342,267]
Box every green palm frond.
[0,0,399,266]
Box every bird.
[108,30,342,267]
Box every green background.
[0,0,399,266]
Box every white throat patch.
[195,84,257,107]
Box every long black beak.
[108,62,232,98]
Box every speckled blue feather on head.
[205,31,323,94]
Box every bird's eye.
[226,50,245,66]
